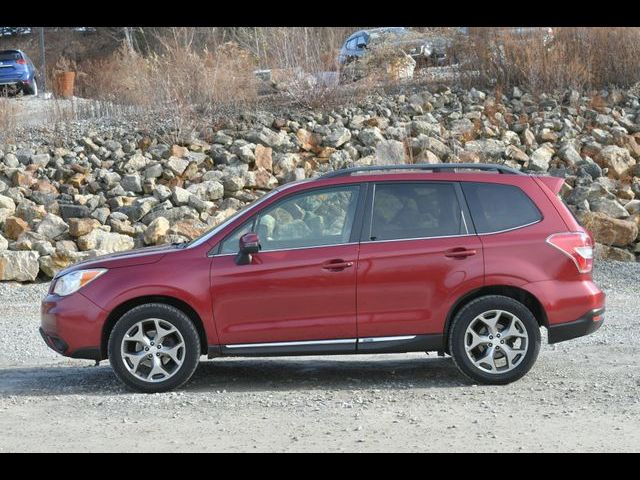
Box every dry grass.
[4,27,640,134]
[454,27,640,93]
[71,41,259,142]
[0,96,21,142]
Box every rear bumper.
[547,307,605,344]
[0,80,30,91]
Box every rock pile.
[1,85,640,281]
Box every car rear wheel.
[448,295,541,385]
[108,303,201,393]
[25,78,38,96]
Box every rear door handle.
[322,259,354,271]
[444,248,477,259]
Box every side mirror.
[235,232,260,265]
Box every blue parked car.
[337,28,452,82]
[0,49,39,96]
[338,28,450,68]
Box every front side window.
[461,182,542,234]
[255,185,360,251]
[219,218,255,254]
[370,182,466,241]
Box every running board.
[208,334,444,358]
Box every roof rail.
[319,163,525,179]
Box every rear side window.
[370,182,467,241]
[461,182,542,234]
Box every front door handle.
[322,259,354,271]
[444,248,477,259]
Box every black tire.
[448,295,541,385]
[25,77,38,96]
[108,303,201,393]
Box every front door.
[210,184,363,351]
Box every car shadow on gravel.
[0,355,468,396]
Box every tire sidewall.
[449,295,541,385]
[108,304,201,393]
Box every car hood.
[54,244,183,279]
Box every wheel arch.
[101,295,208,360]
[444,285,548,345]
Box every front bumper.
[547,307,605,344]
[40,291,108,360]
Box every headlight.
[53,269,107,297]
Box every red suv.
[40,164,605,393]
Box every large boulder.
[588,197,630,219]
[594,244,636,262]
[464,139,505,160]
[323,127,351,148]
[39,250,93,278]
[0,195,16,213]
[375,140,406,165]
[3,216,29,240]
[596,145,636,178]
[68,218,101,237]
[581,212,638,247]
[35,214,69,240]
[0,251,40,282]
[186,180,224,202]
[77,229,135,253]
[144,217,170,245]
[254,144,273,172]
[528,145,554,172]
[358,127,385,147]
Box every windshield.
[187,187,283,249]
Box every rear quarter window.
[461,182,542,234]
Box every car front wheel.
[108,303,201,393]
[449,295,541,385]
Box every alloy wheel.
[120,318,186,383]
[463,309,529,374]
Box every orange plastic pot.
[55,72,76,98]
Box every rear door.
[356,181,484,339]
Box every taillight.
[16,58,26,65]
[546,232,593,274]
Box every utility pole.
[39,27,46,93]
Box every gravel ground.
[0,261,638,452]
